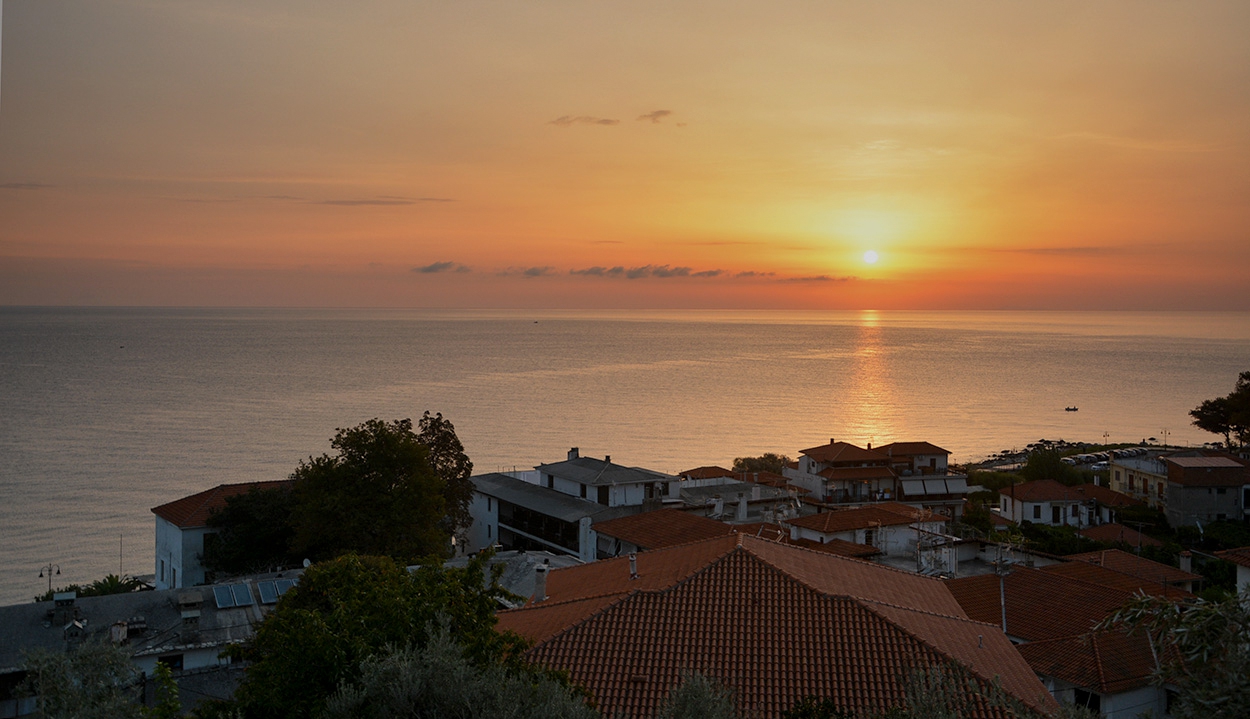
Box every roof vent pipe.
[533,563,549,603]
[568,447,579,461]
[605,455,611,464]
[629,553,638,580]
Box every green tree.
[658,671,739,719]
[232,553,529,719]
[202,485,297,575]
[35,574,147,603]
[322,624,594,719]
[20,640,142,719]
[1018,450,1082,486]
[1189,371,1250,448]
[144,662,182,719]
[1102,589,1250,718]
[732,453,792,474]
[289,418,448,563]
[417,411,475,545]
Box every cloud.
[692,269,723,278]
[0,182,53,190]
[782,275,856,283]
[650,265,691,278]
[734,271,776,278]
[570,266,624,277]
[414,261,471,274]
[570,264,704,279]
[315,196,453,206]
[499,266,556,277]
[636,110,673,124]
[550,115,620,127]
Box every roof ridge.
[857,596,997,626]
[741,533,947,581]
[500,590,631,613]
[525,590,640,652]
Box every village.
[3,433,1250,719]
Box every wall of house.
[132,646,231,675]
[465,492,499,555]
[1165,484,1242,526]
[1101,684,1166,719]
[155,519,212,590]
[1235,564,1250,593]
[577,517,597,563]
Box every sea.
[1,307,1247,606]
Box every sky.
[1,0,1248,309]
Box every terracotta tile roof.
[875,441,951,457]
[1215,546,1250,568]
[997,479,1083,503]
[799,441,889,465]
[790,537,883,559]
[678,466,734,480]
[499,535,1053,719]
[1064,549,1199,586]
[593,509,735,550]
[150,480,293,528]
[817,466,898,481]
[784,503,941,535]
[732,470,792,487]
[1070,484,1143,507]
[1016,630,1159,695]
[1041,561,1192,599]
[945,566,1132,642]
[1078,523,1163,548]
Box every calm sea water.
[1,308,1247,605]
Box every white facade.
[787,519,947,558]
[154,516,214,590]
[999,495,1088,528]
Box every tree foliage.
[232,553,529,719]
[1101,589,1250,719]
[35,574,147,603]
[1189,371,1250,448]
[658,671,739,719]
[202,485,297,575]
[322,624,594,719]
[732,453,792,474]
[1018,450,1083,486]
[289,418,448,563]
[19,640,142,719]
[417,411,475,543]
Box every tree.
[417,411,475,545]
[232,553,529,719]
[732,453,792,474]
[1018,450,1082,486]
[1102,589,1250,718]
[658,671,739,719]
[202,484,297,575]
[289,418,448,563]
[35,574,147,603]
[144,662,182,719]
[1190,371,1250,448]
[20,640,142,719]
[322,625,595,719]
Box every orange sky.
[2,1,1248,308]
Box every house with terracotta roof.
[996,479,1139,529]
[592,509,733,556]
[1215,546,1250,592]
[1077,522,1163,549]
[1060,548,1198,594]
[497,534,1055,719]
[946,565,1172,717]
[150,480,292,590]
[786,439,969,516]
[782,502,946,560]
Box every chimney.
[52,591,77,627]
[736,493,748,521]
[533,562,549,603]
[830,438,836,445]
[629,553,638,580]
[1179,550,1192,574]
[868,442,872,450]
[605,454,611,464]
[568,447,579,461]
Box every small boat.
[1065,406,1079,412]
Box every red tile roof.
[1070,484,1143,507]
[784,503,941,534]
[1064,549,1199,586]
[799,441,889,465]
[1016,630,1160,695]
[499,535,1053,718]
[677,466,734,480]
[875,441,951,457]
[732,470,792,487]
[946,566,1132,642]
[1077,523,1163,548]
[1041,561,1192,599]
[1215,546,1250,568]
[728,523,880,558]
[593,509,734,550]
[150,480,293,528]
[997,479,1083,503]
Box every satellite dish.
[302,559,311,568]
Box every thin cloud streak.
[549,115,620,127]
[636,110,672,124]
[414,261,471,274]
[0,182,54,190]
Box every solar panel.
[275,579,295,595]
[213,585,235,609]
[231,583,254,606]
[257,581,279,605]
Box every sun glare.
[863,250,879,264]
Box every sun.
[863,250,879,264]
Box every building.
[1159,453,1249,527]
[1109,454,1169,508]
[997,480,1140,528]
[537,448,678,507]
[497,534,1054,719]
[592,509,734,556]
[785,439,969,516]
[781,502,947,560]
[0,572,298,716]
[150,480,292,590]
[1077,522,1163,549]
[1215,546,1250,593]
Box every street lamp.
[39,563,61,595]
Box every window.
[487,524,492,538]
[160,559,165,583]
[1128,477,1135,491]
[580,484,587,499]
[598,486,609,506]
[1070,504,1078,517]
[158,654,184,672]
[487,497,492,512]
[864,529,877,547]
[172,568,177,588]
[1217,488,1227,495]
[545,475,554,489]
[1033,505,1042,519]
[1158,484,1165,498]
[1073,689,1100,712]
